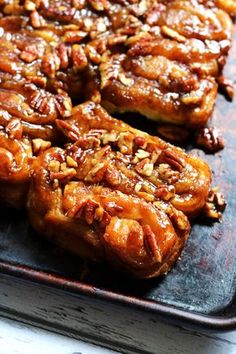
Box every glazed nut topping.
[66,156,78,168]
[135,149,150,160]
[118,73,134,87]
[196,127,224,152]
[135,158,154,177]
[6,118,23,140]
[24,0,36,11]
[181,93,202,106]
[48,159,76,181]
[85,162,106,182]
[48,160,60,173]
[217,76,234,101]
[158,150,186,172]
[158,164,180,184]
[203,188,226,220]
[137,191,155,202]
[170,210,189,231]
[102,132,118,145]
[161,26,186,43]
[143,224,162,263]
[32,139,52,155]
[117,132,134,154]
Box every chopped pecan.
[56,43,69,70]
[54,95,72,118]
[85,45,101,64]
[108,34,127,46]
[137,191,155,202]
[161,26,186,43]
[135,158,154,177]
[20,50,38,63]
[50,168,77,181]
[66,156,78,168]
[24,0,36,11]
[72,44,88,72]
[195,127,224,153]
[203,187,226,220]
[85,162,106,183]
[88,0,108,11]
[155,185,175,201]
[84,200,100,225]
[102,132,118,145]
[63,30,87,44]
[104,201,123,215]
[158,164,180,184]
[48,160,60,173]
[6,118,23,140]
[117,132,134,155]
[48,159,77,181]
[105,167,121,186]
[56,120,81,141]
[136,149,150,159]
[143,225,162,262]
[217,76,234,101]
[169,209,189,231]
[32,139,51,155]
[74,136,101,149]
[67,200,87,218]
[41,52,60,78]
[30,11,46,28]
[118,73,134,87]
[158,150,186,172]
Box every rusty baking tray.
[0,30,236,332]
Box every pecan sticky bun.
[0,0,230,277]
[0,0,234,127]
[27,102,212,278]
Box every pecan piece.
[6,118,23,140]
[84,200,100,225]
[135,158,154,177]
[158,150,186,172]
[30,11,46,28]
[63,30,87,44]
[155,185,175,201]
[217,76,234,101]
[32,139,51,155]
[161,25,186,43]
[195,127,224,153]
[72,44,88,72]
[203,188,226,220]
[143,225,162,262]
[67,200,87,218]
[41,52,60,78]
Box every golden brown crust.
[26,101,213,278]
[56,102,212,217]
[0,0,233,127]
[0,0,229,277]
[27,146,190,279]
[100,0,233,126]
[0,122,33,207]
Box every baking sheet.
[0,27,236,331]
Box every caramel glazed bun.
[27,102,212,278]
[0,0,234,128]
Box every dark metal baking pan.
[0,29,236,332]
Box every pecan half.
[158,150,186,172]
[195,127,224,153]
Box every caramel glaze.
[27,102,212,278]
[0,0,232,277]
